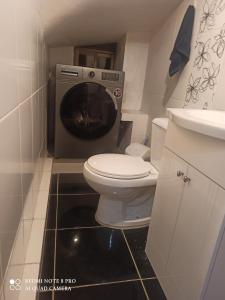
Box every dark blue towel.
[169,5,195,77]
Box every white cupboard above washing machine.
[146,110,225,300]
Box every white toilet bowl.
[83,153,158,228]
[83,117,169,229]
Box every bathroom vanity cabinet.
[146,120,225,300]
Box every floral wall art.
[184,0,225,109]
[141,0,225,130]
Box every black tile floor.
[37,173,167,300]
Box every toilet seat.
[84,160,158,188]
[87,154,152,179]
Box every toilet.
[83,118,169,228]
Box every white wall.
[122,111,149,144]
[48,46,74,75]
[142,0,225,135]
[122,32,150,111]
[0,0,47,298]
[114,35,126,71]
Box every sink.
[167,108,225,140]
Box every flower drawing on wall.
[194,39,211,69]
[199,63,220,92]
[212,24,225,58]
[199,0,217,33]
[216,0,225,14]
[185,75,201,105]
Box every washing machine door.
[60,82,118,140]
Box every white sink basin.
[167,108,225,140]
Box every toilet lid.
[87,154,151,179]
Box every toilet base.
[95,213,150,229]
[95,191,154,229]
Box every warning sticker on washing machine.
[113,88,122,98]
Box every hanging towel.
[169,5,195,77]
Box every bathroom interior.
[1,0,225,299]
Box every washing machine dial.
[89,71,95,78]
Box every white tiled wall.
[122,111,149,144]
[0,0,48,298]
[122,32,150,111]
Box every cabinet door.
[204,187,225,300]
[146,148,188,278]
[166,166,218,300]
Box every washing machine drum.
[60,82,118,140]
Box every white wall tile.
[0,247,3,295]
[0,291,4,300]
[0,0,47,289]
[122,111,149,143]
[30,12,39,94]
[0,0,18,118]
[122,32,150,111]
[43,158,53,173]
[15,0,32,104]
[22,183,35,221]
[19,99,34,211]
[32,93,41,161]
[4,264,24,300]
[0,110,22,275]
[25,220,45,264]
[23,220,33,261]
[9,221,25,266]
[19,264,39,300]
[34,190,49,220]
[39,172,51,191]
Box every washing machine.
[55,64,125,158]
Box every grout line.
[69,278,143,289]
[46,225,103,231]
[45,224,147,231]
[38,278,145,292]
[122,230,150,300]
[142,277,157,281]
[0,84,47,123]
[46,174,152,299]
[57,192,99,196]
[45,225,149,231]
[10,262,40,267]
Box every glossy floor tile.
[55,281,148,300]
[36,291,52,300]
[46,195,57,229]
[57,194,100,229]
[124,227,156,278]
[55,227,138,286]
[49,174,58,194]
[38,173,167,299]
[143,279,167,300]
[58,173,96,194]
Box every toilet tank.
[125,143,150,161]
[151,118,169,170]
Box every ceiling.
[39,0,183,47]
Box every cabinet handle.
[183,176,191,183]
[177,171,184,177]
